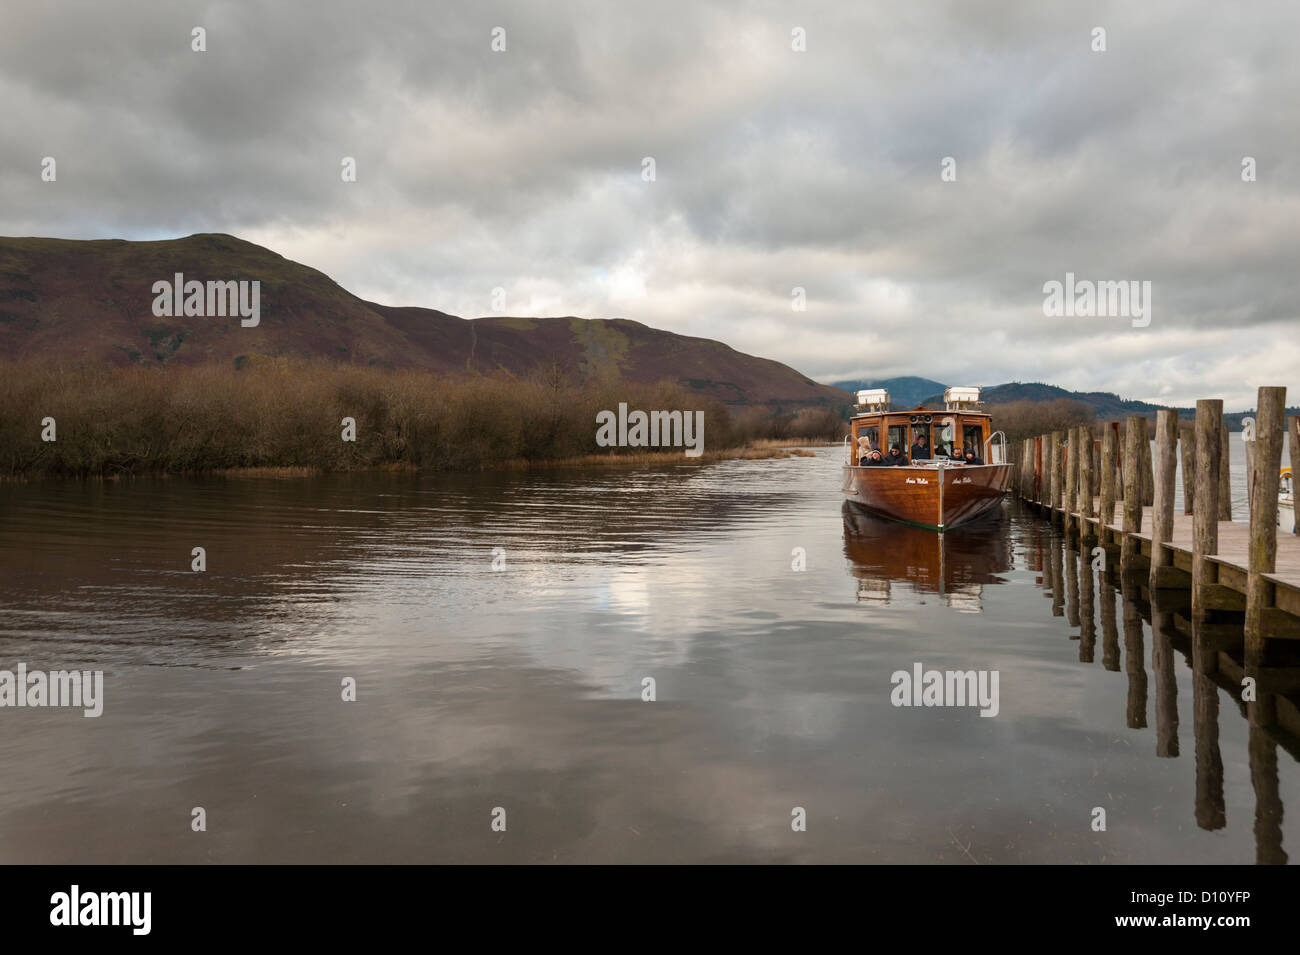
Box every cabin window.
[962,423,983,454]
[887,424,907,457]
[860,426,879,451]
[933,420,956,457]
[909,427,931,459]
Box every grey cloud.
[1,0,1297,410]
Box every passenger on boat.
[885,445,908,466]
[962,445,984,465]
[856,437,876,463]
[910,432,930,461]
[933,443,952,459]
[861,448,886,466]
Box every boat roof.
[850,405,992,419]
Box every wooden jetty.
[1013,388,1300,731]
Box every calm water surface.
[0,447,1295,863]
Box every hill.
[0,233,849,411]
[830,376,947,408]
[916,381,1296,431]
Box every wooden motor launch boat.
[841,386,1012,531]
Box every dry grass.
[747,437,836,449]
[500,446,801,470]
[0,358,840,478]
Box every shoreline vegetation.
[1,359,842,480]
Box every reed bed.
[0,359,845,478]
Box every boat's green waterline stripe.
[844,500,945,533]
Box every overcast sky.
[4,0,1298,409]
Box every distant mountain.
[0,234,850,411]
[917,381,1297,431]
[831,376,947,408]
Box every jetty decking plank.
[1044,495,1300,610]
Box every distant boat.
[841,386,1013,531]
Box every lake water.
[0,446,1295,863]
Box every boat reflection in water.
[841,501,1014,612]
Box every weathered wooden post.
[1149,409,1178,594]
[1218,424,1232,521]
[1179,422,1196,515]
[1035,435,1044,503]
[1063,430,1077,532]
[1025,438,1035,500]
[1192,400,1223,674]
[1121,416,1145,569]
[1140,425,1155,506]
[1079,425,1095,541]
[1290,416,1299,535]
[1245,387,1285,683]
[1099,423,1117,529]
[1091,433,1101,498]
[1050,432,1063,522]
[1245,429,1257,514]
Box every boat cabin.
[849,387,992,465]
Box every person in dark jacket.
[885,445,908,466]
[862,448,886,466]
[910,431,930,461]
[962,445,984,465]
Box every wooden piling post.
[1192,400,1223,673]
[1245,426,1257,514]
[1035,435,1044,503]
[1149,409,1178,594]
[1140,425,1155,506]
[1218,424,1232,521]
[1025,438,1034,500]
[1050,432,1063,521]
[1099,423,1117,530]
[1121,416,1145,569]
[1179,422,1196,515]
[1091,432,1101,498]
[1079,425,1095,540]
[1144,420,1154,504]
[1063,431,1077,531]
[1245,387,1286,678]
[1290,416,1299,536]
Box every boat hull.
[841,462,1012,530]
